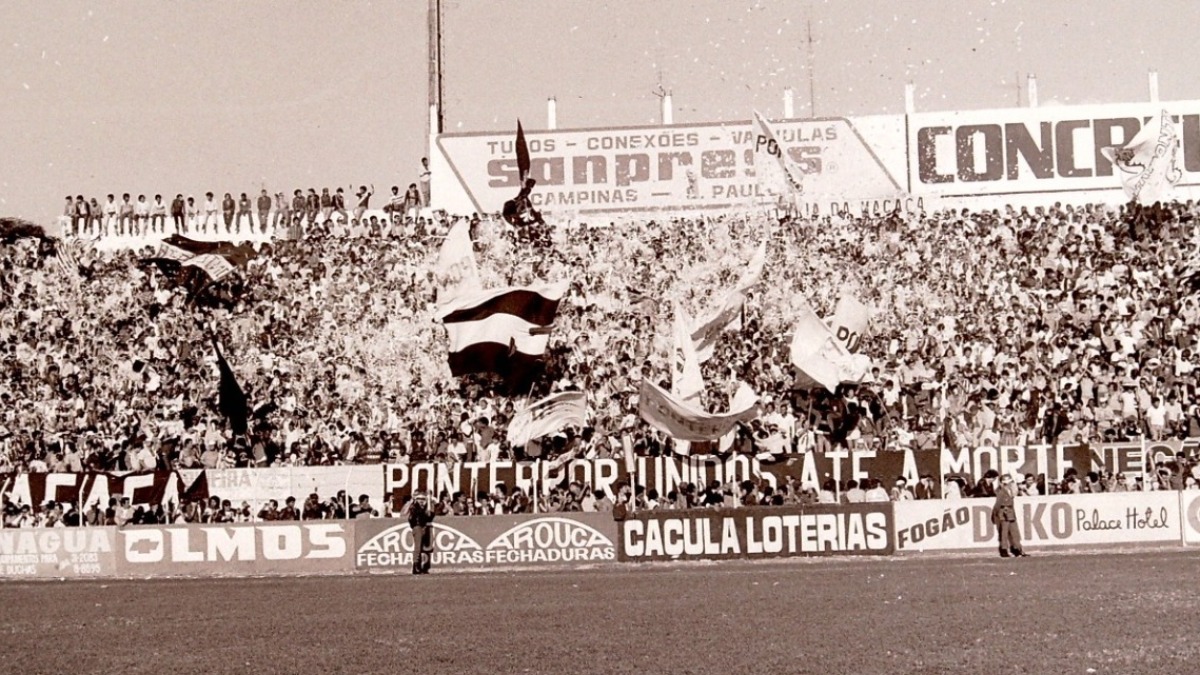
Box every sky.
[2,0,1198,225]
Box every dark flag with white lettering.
[213,338,249,436]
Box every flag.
[436,282,567,383]
[691,240,767,362]
[154,235,257,281]
[0,217,50,246]
[1101,109,1183,205]
[638,380,759,442]
[791,306,872,393]
[828,294,871,353]
[516,120,531,184]
[507,391,587,446]
[752,110,805,197]
[671,305,704,405]
[435,219,481,305]
[213,338,249,436]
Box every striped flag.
[435,282,567,383]
[691,239,767,362]
[507,391,587,447]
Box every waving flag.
[153,235,256,282]
[828,295,871,353]
[507,391,587,446]
[638,380,759,442]
[790,306,872,393]
[1101,109,1183,205]
[213,338,249,436]
[692,239,767,362]
[752,110,805,197]
[435,219,481,305]
[436,282,567,384]
[671,305,704,405]
[516,120,531,184]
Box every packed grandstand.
[5,187,1200,528]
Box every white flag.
[672,305,704,405]
[435,219,481,305]
[1101,109,1183,205]
[790,307,873,393]
[828,295,871,353]
[752,110,805,197]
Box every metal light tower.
[428,0,445,138]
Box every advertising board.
[0,527,119,578]
[116,521,354,577]
[617,503,894,563]
[354,513,618,571]
[432,115,909,217]
[894,492,1181,553]
[908,100,1200,198]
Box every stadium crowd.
[5,195,1200,526]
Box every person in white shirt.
[134,194,150,236]
[202,192,219,233]
[102,194,118,236]
[1146,397,1167,440]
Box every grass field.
[3,550,1199,674]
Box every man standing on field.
[408,491,435,575]
[992,475,1028,558]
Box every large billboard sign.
[431,100,1200,216]
[433,116,908,217]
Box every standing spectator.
[419,157,432,206]
[278,496,299,521]
[237,192,253,232]
[170,194,186,233]
[291,189,306,227]
[354,184,374,223]
[221,192,236,233]
[256,189,272,234]
[991,474,1028,558]
[402,183,422,220]
[274,191,291,230]
[408,491,434,575]
[150,194,167,233]
[387,185,403,223]
[332,188,348,224]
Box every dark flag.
[516,119,531,184]
[0,217,52,246]
[502,120,544,227]
[213,337,249,436]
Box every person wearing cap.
[408,491,435,575]
[991,475,1028,558]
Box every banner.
[894,491,1181,553]
[0,471,197,512]
[618,503,894,562]
[179,465,385,513]
[434,218,481,305]
[385,445,1099,509]
[0,527,119,578]
[116,521,353,576]
[354,512,618,571]
[638,380,759,442]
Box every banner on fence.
[354,513,618,571]
[0,471,200,511]
[0,527,119,578]
[618,503,894,562]
[894,491,1181,552]
[178,466,385,513]
[385,445,1096,509]
[116,521,354,576]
